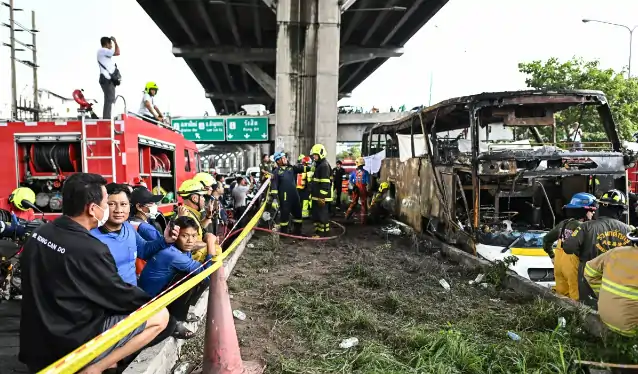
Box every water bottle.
[507,331,521,341]
[339,337,359,349]
[233,310,246,321]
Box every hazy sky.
[0,0,637,118]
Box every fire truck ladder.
[81,114,118,182]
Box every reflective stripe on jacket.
[584,246,638,336]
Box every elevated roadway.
[137,0,448,164]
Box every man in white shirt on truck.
[138,82,164,124]
[97,36,120,119]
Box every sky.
[1,0,637,118]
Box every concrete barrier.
[123,231,254,374]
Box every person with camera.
[97,36,121,119]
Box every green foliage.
[518,57,638,140]
[336,144,362,160]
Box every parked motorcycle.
[0,210,46,302]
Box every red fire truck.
[0,103,199,220]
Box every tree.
[336,145,361,160]
[518,57,638,141]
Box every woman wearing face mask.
[91,183,179,286]
[130,187,164,241]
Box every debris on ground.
[179,223,638,373]
[338,337,359,349]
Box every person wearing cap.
[563,189,632,306]
[542,193,597,301]
[584,226,638,336]
[130,187,164,241]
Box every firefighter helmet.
[355,157,365,166]
[599,189,627,207]
[273,152,285,162]
[564,192,597,210]
[145,82,159,94]
[178,179,206,197]
[379,181,390,192]
[193,172,215,187]
[9,187,36,211]
[298,154,305,162]
[310,144,327,159]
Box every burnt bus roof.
[364,89,619,150]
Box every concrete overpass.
[137,0,449,164]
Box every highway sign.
[172,118,225,141]
[226,117,268,142]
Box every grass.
[227,228,638,374]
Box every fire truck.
[0,93,200,220]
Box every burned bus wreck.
[363,90,635,287]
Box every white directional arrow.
[261,133,267,139]
[228,134,234,139]
[195,133,201,139]
[244,133,250,139]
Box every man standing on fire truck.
[309,144,332,237]
[346,157,371,224]
[97,36,120,119]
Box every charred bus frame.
[363,90,633,254]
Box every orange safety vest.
[130,221,147,276]
[296,171,307,189]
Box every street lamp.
[582,19,638,78]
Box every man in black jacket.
[331,160,346,212]
[19,173,170,373]
[309,144,333,237]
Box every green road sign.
[172,118,225,141]
[226,117,269,142]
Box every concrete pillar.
[275,0,340,166]
[314,0,340,166]
[275,0,318,161]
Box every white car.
[476,230,555,289]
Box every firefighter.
[583,226,638,336]
[270,152,304,235]
[8,187,37,221]
[296,155,311,219]
[542,192,597,301]
[177,179,216,262]
[309,144,332,237]
[345,157,371,224]
[368,181,391,222]
[332,160,346,212]
[139,81,164,123]
[563,189,632,306]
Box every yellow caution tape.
[38,199,268,374]
[510,247,548,257]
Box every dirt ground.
[180,221,638,374]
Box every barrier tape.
[38,186,269,374]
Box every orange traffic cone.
[202,267,264,374]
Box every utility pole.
[8,0,18,119]
[31,10,38,116]
[2,1,39,120]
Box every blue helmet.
[273,152,285,162]
[564,192,597,210]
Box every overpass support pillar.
[275,0,340,165]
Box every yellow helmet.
[310,144,327,159]
[298,154,305,162]
[379,181,390,192]
[178,179,206,197]
[145,81,159,93]
[355,156,365,166]
[193,172,215,187]
[10,187,36,211]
